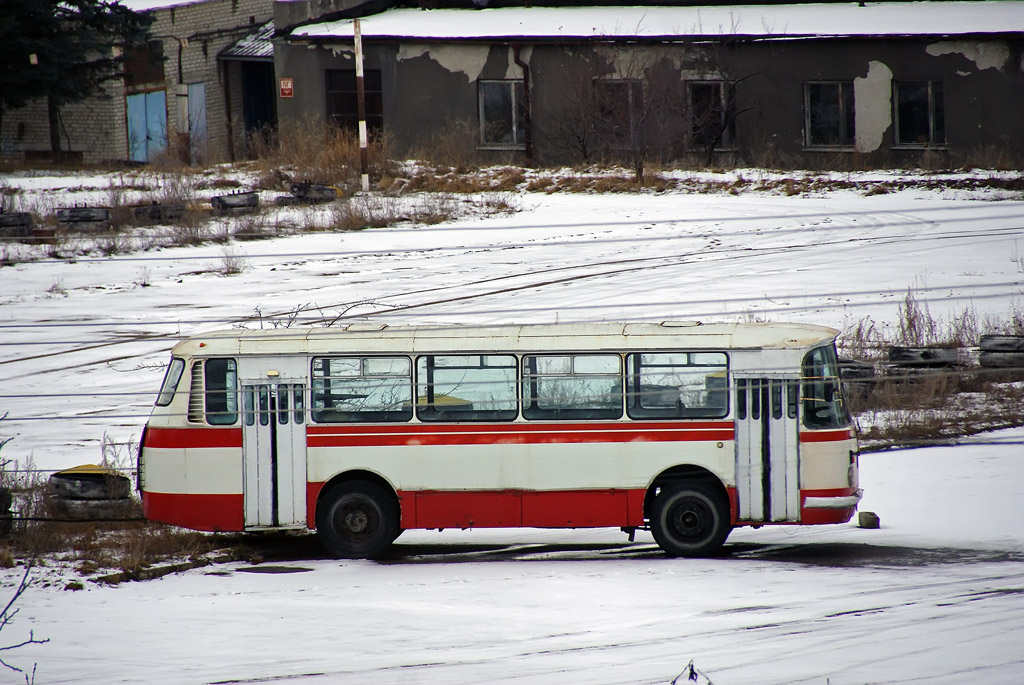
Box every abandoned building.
[0,0,276,166]
[273,0,1024,167]
[2,1,1022,169]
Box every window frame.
[801,345,851,429]
[311,356,413,424]
[325,69,384,136]
[155,357,185,407]
[804,81,856,150]
[522,353,624,421]
[687,80,734,151]
[204,358,238,426]
[626,352,730,420]
[593,78,644,150]
[893,80,946,149]
[416,354,519,422]
[478,79,528,150]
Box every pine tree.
[0,0,152,157]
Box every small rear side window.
[155,357,185,406]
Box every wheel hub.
[345,509,369,533]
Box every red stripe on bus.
[308,421,734,448]
[393,488,648,529]
[143,426,243,449]
[799,429,854,443]
[142,490,244,531]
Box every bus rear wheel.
[316,481,398,559]
[650,482,731,557]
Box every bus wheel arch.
[646,466,732,558]
[315,472,400,559]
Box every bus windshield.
[802,345,850,428]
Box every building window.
[124,40,165,87]
[325,69,383,135]
[688,81,733,151]
[805,81,855,148]
[479,80,527,149]
[594,79,643,149]
[894,81,945,147]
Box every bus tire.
[650,482,731,557]
[316,481,398,559]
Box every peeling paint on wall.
[505,45,533,79]
[926,40,1009,71]
[327,46,353,60]
[398,43,489,82]
[592,44,720,79]
[854,60,892,153]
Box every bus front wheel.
[316,481,399,559]
[650,482,731,557]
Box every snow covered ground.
[1,168,1023,682]
[7,429,1024,684]
[2,170,1023,472]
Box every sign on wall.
[279,78,294,98]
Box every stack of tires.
[979,335,1024,370]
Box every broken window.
[325,69,383,135]
[688,81,733,151]
[894,81,945,147]
[594,79,643,149]
[805,81,855,148]
[124,40,165,87]
[479,80,527,149]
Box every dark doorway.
[242,61,277,135]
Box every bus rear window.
[155,357,185,406]
[802,345,850,428]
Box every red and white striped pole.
[354,18,369,192]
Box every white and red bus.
[139,321,860,558]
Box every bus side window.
[626,352,728,419]
[523,354,622,420]
[312,356,413,423]
[204,358,238,425]
[416,355,518,422]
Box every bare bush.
[219,247,248,275]
[250,117,395,188]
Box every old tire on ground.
[650,482,731,557]
[979,335,1024,352]
[316,481,398,559]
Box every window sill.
[802,146,856,153]
[891,144,949,151]
[478,144,526,151]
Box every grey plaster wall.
[268,32,1024,168]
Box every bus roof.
[169,321,839,357]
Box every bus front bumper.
[803,489,863,509]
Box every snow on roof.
[221,20,275,59]
[290,1,1024,41]
[114,0,211,12]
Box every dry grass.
[249,117,396,190]
[841,298,1024,449]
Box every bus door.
[734,375,800,523]
[238,358,307,529]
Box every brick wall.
[0,0,273,166]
